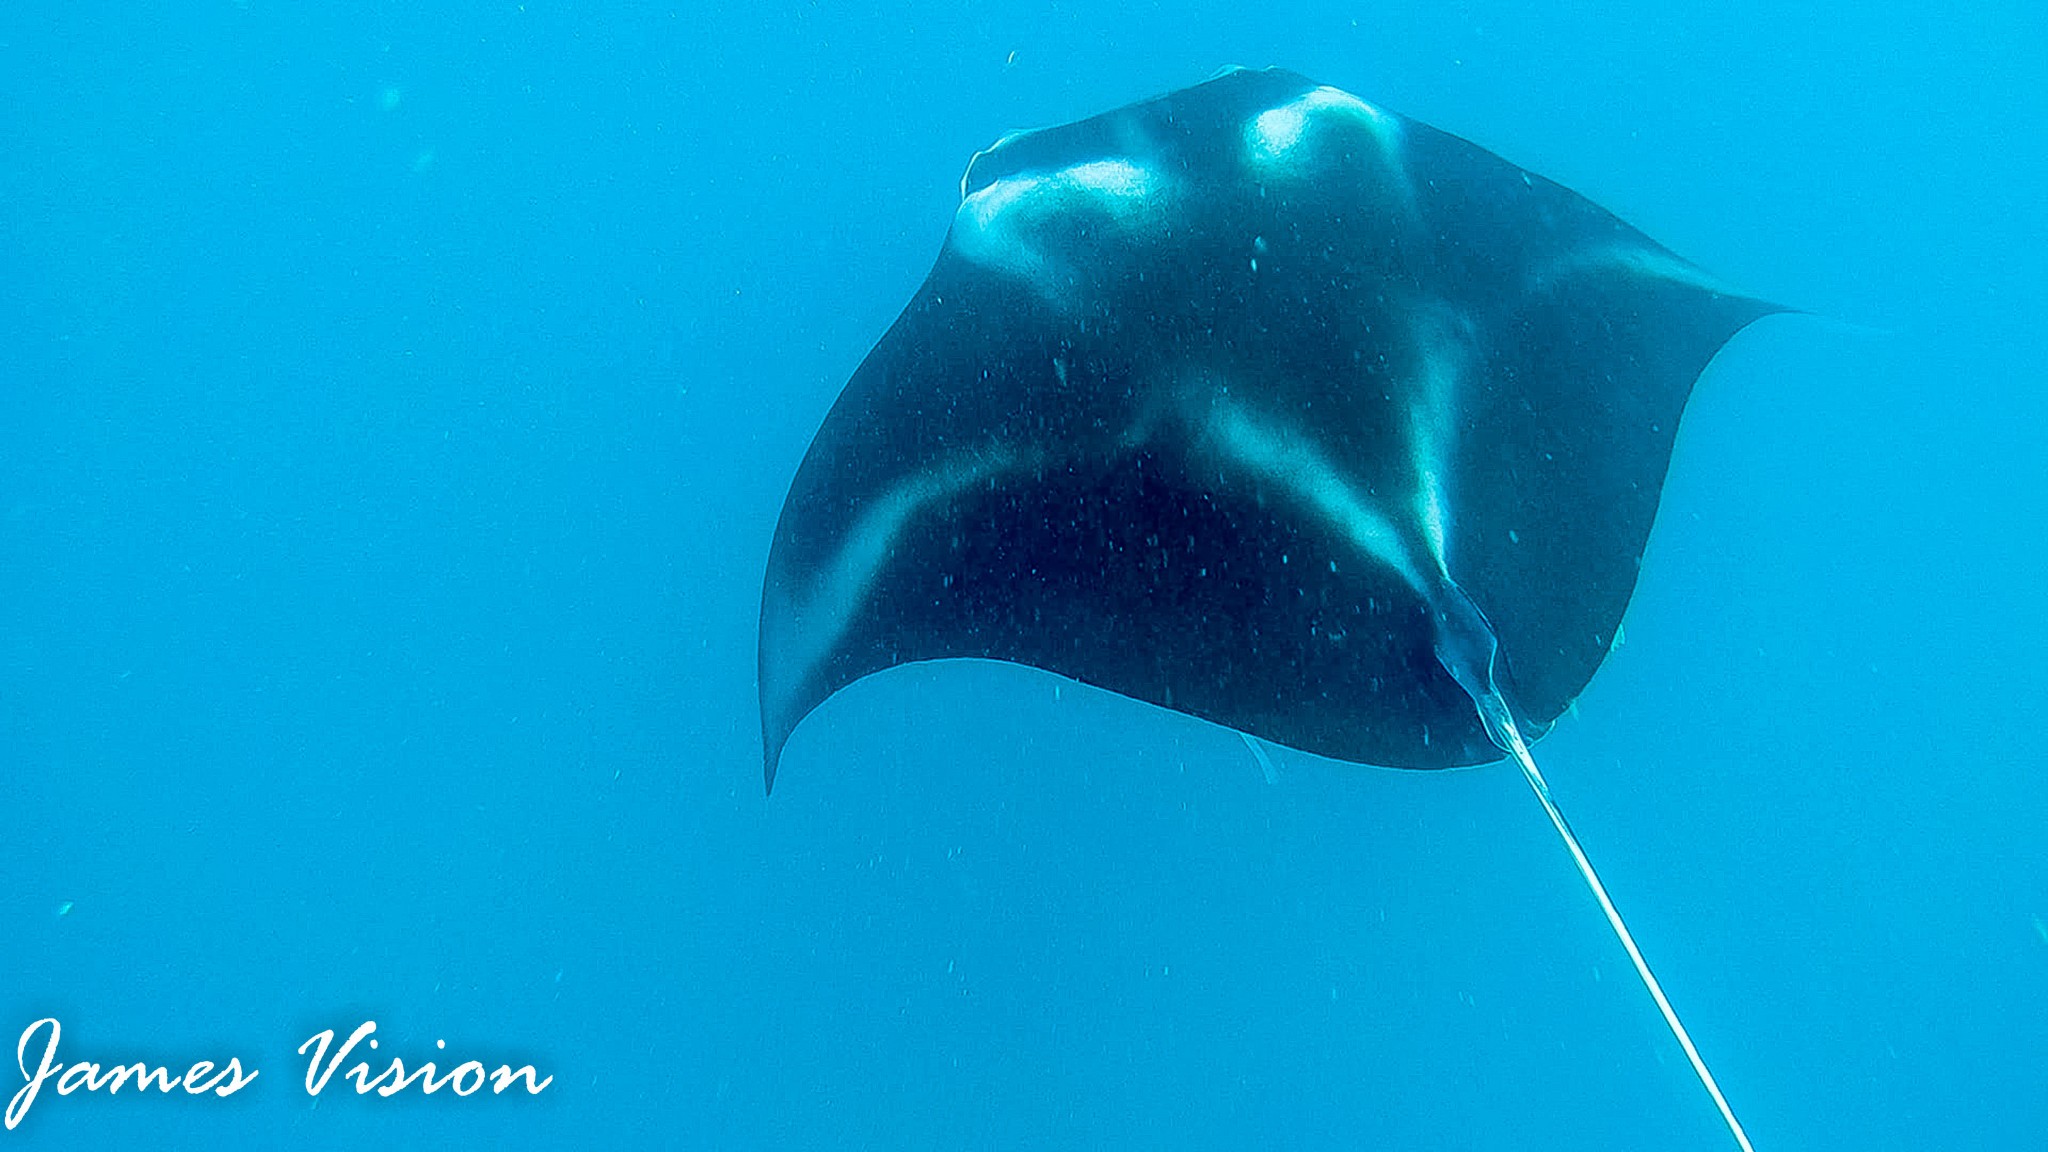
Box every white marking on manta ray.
[1241,87,1414,212]
[1200,393,1430,596]
[1189,311,1477,632]
[1244,87,1396,162]
[1406,306,1479,582]
[765,445,1039,723]
[1240,731,1280,784]
[1529,243,1744,300]
[951,158,1168,300]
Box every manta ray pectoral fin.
[760,444,1039,792]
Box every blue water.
[4,3,2044,1149]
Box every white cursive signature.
[298,1021,552,1098]
[6,1018,257,1130]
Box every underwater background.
[3,2,2044,1148]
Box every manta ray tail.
[1426,582,1756,1147]
[1474,694,1758,1152]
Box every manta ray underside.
[761,66,1776,784]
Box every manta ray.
[758,66,1782,1150]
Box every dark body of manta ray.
[760,67,1780,1150]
